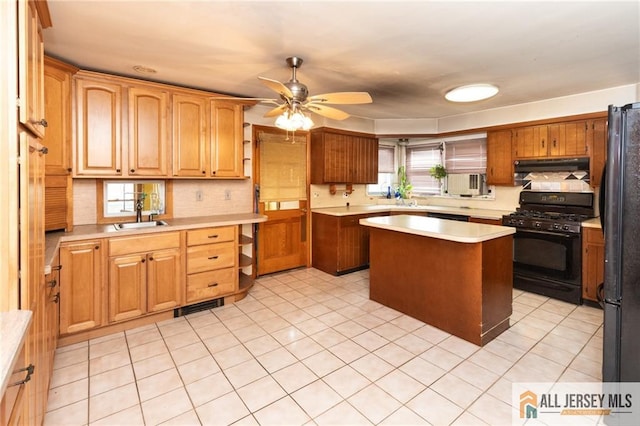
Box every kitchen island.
[360,214,515,346]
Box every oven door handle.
[516,229,578,238]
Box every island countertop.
[360,214,515,243]
[313,204,513,220]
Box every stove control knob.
[518,220,525,226]
[562,224,570,231]
[553,223,561,230]
[535,222,542,228]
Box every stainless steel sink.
[113,220,169,230]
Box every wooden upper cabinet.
[18,0,46,138]
[513,125,547,159]
[588,118,607,187]
[310,127,378,184]
[486,130,514,185]
[172,94,208,177]
[43,58,74,175]
[548,121,588,157]
[75,76,123,176]
[128,86,170,176]
[210,100,243,177]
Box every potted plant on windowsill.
[396,166,413,199]
[430,164,447,195]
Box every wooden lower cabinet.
[59,240,103,334]
[185,226,238,304]
[470,217,502,226]
[108,232,182,322]
[582,227,605,302]
[312,212,387,275]
[0,346,27,425]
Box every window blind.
[378,145,395,174]
[406,143,442,195]
[444,138,486,174]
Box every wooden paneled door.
[254,126,309,275]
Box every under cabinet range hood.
[514,157,589,173]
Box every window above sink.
[99,180,172,224]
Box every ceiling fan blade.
[306,104,350,120]
[307,92,372,105]
[258,76,293,99]
[263,104,288,118]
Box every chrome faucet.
[135,198,143,223]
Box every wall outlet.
[224,189,231,200]
[196,190,203,202]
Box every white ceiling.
[43,1,640,121]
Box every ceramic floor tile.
[431,373,483,409]
[177,354,220,384]
[157,318,193,337]
[236,375,287,412]
[419,345,464,371]
[224,358,269,389]
[232,323,268,342]
[202,331,241,354]
[89,331,125,345]
[89,364,135,397]
[43,399,87,426]
[270,325,307,346]
[129,338,168,363]
[467,393,513,426]
[253,396,311,426]
[467,348,515,375]
[194,322,231,340]
[302,349,346,377]
[352,330,390,352]
[348,384,402,424]
[285,336,324,360]
[379,406,430,425]
[271,361,319,394]
[371,323,407,341]
[90,404,144,425]
[373,342,414,367]
[137,368,184,402]
[243,334,282,358]
[163,329,201,351]
[438,335,481,358]
[46,378,88,412]
[314,400,373,426]
[133,352,175,380]
[392,333,433,355]
[53,346,89,370]
[88,382,139,423]
[125,327,163,348]
[295,317,330,335]
[48,361,88,389]
[169,341,210,366]
[351,353,395,382]
[375,369,426,404]
[185,371,234,407]
[185,311,221,329]
[411,324,451,344]
[291,379,343,418]
[451,411,489,426]
[256,346,298,373]
[450,359,500,391]
[141,387,193,426]
[327,340,368,364]
[407,388,464,426]
[89,336,128,359]
[159,409,202,426]
[332,320,368,338]
[399,357,446,386]
[54,340,87,354]
[213,344,253,369]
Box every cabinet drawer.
[186,268,236,302]
[187,226,236,246]
[187,241,235,274]
[109,232,180,256]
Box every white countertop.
[312,204,513,220]
[360,214,516,243]
[1,310,32,399]
[45,213,267,271]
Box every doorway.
[253,126,309,276]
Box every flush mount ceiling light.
[445,84,499,102]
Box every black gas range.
[502,191,594,304]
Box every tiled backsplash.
[515,170,592,192]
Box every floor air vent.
[174,298,224,317]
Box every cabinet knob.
[141,258,146,263]
[95,245,99,250]
[38,146,49,154]
[116,169,121,173]
[52,292,60,304]
[208,255,219,260]
[67,168,72,173]
[207,235,219,239]
[9,364,35,387]
[47,279,57,288]
[202,171,206,174]
[207,282,219,288]
[130,169,135,173]
[31,118,48,127]
[148,256,153,261]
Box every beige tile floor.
[44,268,603,425]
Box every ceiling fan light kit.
[243,56,372,128]
[445,83,499,102]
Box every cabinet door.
[128,87,170,176]
[513,125,547,158]
[582,228,605,302]
[351,136,378,183]
[323,133,351,183]
[43,62,72,175]
[548,121,588,157]
[108,253,146,322]
[210,100,243,177]
[588,118,607,188]
[486,130,514,185]
[60,241,103,334]
[18,0,46,138]
[337,215,367,272]
[172,94,207,177]
[75,77,122,176]
[147,248,182,312]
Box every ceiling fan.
[249,57,372,129]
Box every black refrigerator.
[602,102,640,382]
